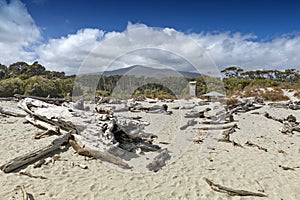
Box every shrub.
[225,98,239,105]
[0,78,25,97]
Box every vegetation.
[0,62,73,98]
[221,66,300,100]
[0,62,299,101]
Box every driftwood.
[204,178,267,197]
[35,129,60,139]
[180,119,197,130]
[136,141,160,152]
[21,185,28,200]
[264,113,300,134]
[198,123,237,130]
[216,125,243,148]
[146,148,171,172]
[0,133,70,173]
[0,106,26,117]
[69,138,93,157]
[279,165,296,171]
[213,102,262,123]
[268,102,288,109]
[89,149,131,169]
[72,162,88,169]
[180,104,197,110]
[245,141,268,152]
[0,97,18,101]
[14,94,70,105]
[95,107,113,115]
[33,154,61,168]
[33,159,46,168]
[184,108,210,118]
[25,114,64,139]
[289,102,300,110]
[69,138,131,169]
[17,185,29,200]
[264,112,283,123]
[19,171,47,179]
[25,115,60,131]
[16,98,165,171]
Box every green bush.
[0,78,25,97]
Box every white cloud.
[36,28,104,73]
[37,23,300,75]
[0,0,41,65]
[191,32,300,71]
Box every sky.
[0,0,300,75]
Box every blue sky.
[1,0,300,74]
[22,0,300,39]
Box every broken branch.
[204,178,267,197]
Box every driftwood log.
[69,136,131,169]
[180,119,197,130]
[204,178,267,197]
[198,123,237,130]
[245,141,268,152]
[0,133,70,173]
[0,106,26,117]
[14,94,70,105]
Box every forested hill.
[0,61,75,98]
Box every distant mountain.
[102,65,201,79]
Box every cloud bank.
[0,0,41,64]
[0,0,299,75]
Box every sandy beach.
[0,97,300,200]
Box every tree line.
[0,62,299,98]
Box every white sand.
[0,99,300,199]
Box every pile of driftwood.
[264,113,300,135]
[203,101,261,124]
[0,97,168,173]
[268,101,300,110]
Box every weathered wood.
[279,165,296,171]
[0,97,18,101]
[0,106,26,117]
[204,178,267,197]
[19,171,47,179]
[35,129,60,139]
[184,110,206,118]
[264,113,300,134]
[17,98,165,171]
[14,94,70,105]
[264,112,283,123]
[33,159,46,168]
[136,141,161,152]
[21,185,28,200]
[69,138,131,169]
[180,119,197,130]
[146,148,171,172]
[72,162,88,169]
[69,139,93,157]
[198,123,237,130]
[216,125,243,148]
[245,141,268,152]
[0,133,70,173]
[89,149,131,169]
